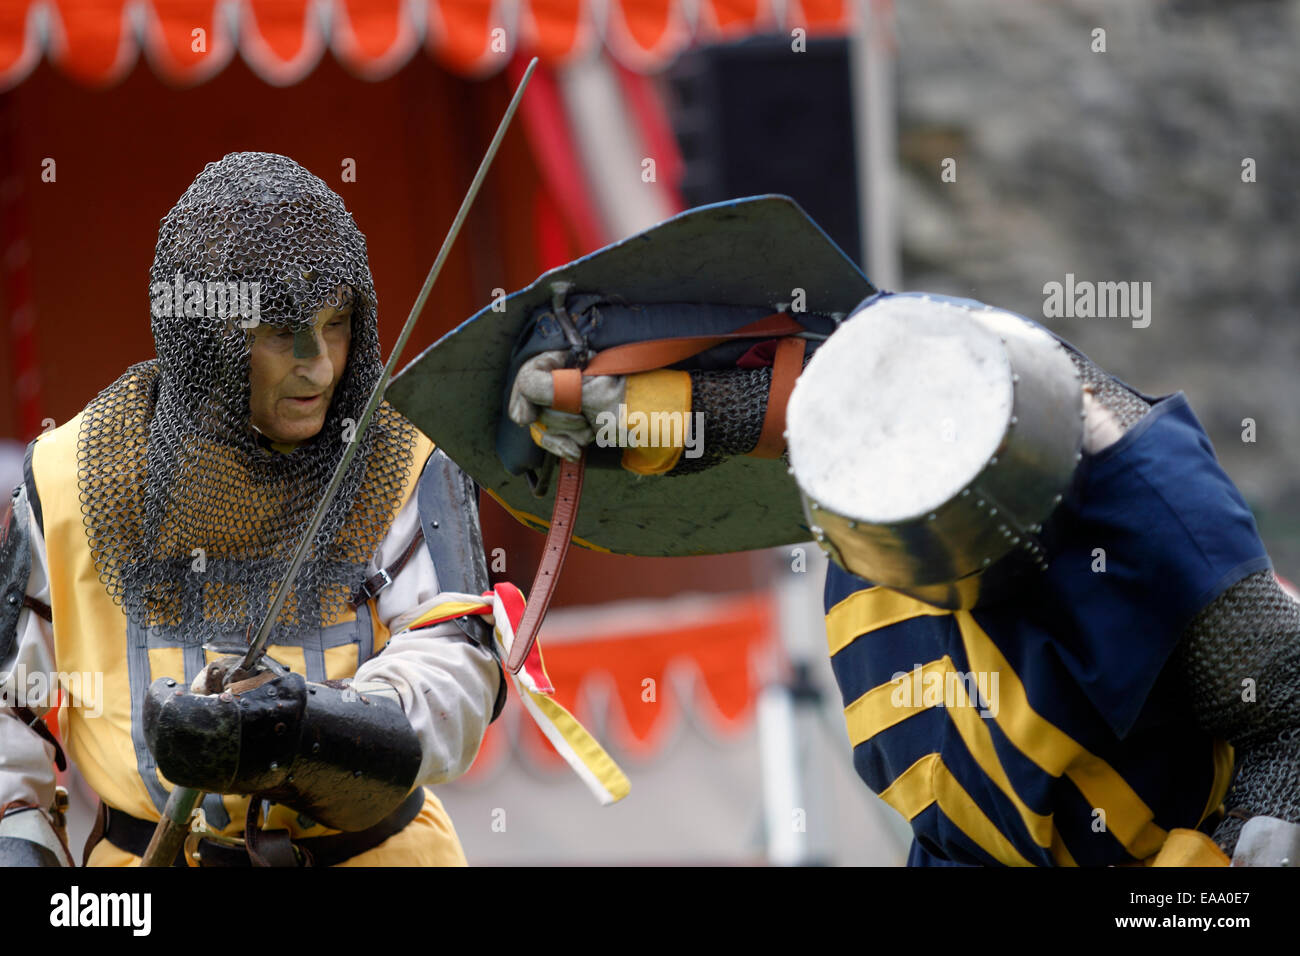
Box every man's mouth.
[286,394,323,407]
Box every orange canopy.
[0,0,854,88]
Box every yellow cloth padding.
[1146,828,1230,867]
[619,369,692,475]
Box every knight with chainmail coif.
[450,197,1297,867]
[0,152,505,866]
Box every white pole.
[759,546,833,865]
[849,0,900,290]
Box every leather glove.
[507,350,626,461]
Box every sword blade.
[239,57,538,672]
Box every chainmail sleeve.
[666,356,814,477]
[1065,349,1152,429]
[665,367,774,475]
[1055,349,1298,858]
[1172,572,1300,856]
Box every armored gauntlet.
[143,670,421,832]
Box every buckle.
[352,568,393,607]
[183,806,245,868]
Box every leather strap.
[7,707,66,771]
[551,368,584,415]
[349,524,427,609]
[582,313,805,377]
[1,798,73,865]
[84,800,108,866]
[750,335,807,458]
[98,787,426,867]
[0,799,41,822]
[245,800,302,867]
[22,595,50,622]
[507,453,585,674]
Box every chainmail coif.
[77,152,417,647]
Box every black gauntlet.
[143,671,421,832]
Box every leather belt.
[96,788,426,867]
[507,452,585,674]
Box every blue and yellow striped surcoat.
[824,391,1270,866]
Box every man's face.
[248,299,353,446]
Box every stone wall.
[891,0,1300,574]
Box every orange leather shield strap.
[583,313,806,377]
[750,335,807,458]
[550,367,584,415]
[507,452,586,674]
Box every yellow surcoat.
[32,411,466,866]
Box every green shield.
[386,195,873,556]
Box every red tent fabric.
[0,0,843,770]
[0,0,853,88]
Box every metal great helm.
[786,293,1085,609]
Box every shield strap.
[507,452,585,674]
[581,312,804,376]
[751,335,807,459]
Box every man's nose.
[292,327,334,384]
[293,325,324,360]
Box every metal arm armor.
[143,671,422,832]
